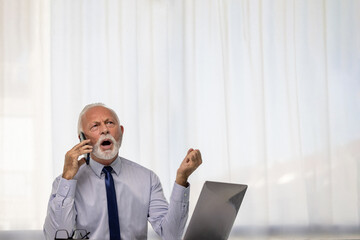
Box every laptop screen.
[183,181,248,240]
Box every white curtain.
[0,0,52,229]
[1,0,360,236]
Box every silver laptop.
[183,181,248,240]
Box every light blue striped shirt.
[44,156,190,240]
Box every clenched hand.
[176,148,202,187]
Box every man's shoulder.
[119,157,153,173]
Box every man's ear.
[120,125,124,135]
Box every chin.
[93,150,118,161]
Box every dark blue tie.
[102,166,121,240]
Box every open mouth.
[100,139,113,150]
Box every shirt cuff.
[56,177,77,198]
[171,182,190,203]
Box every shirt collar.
[89,156,122,178]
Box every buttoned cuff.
[171,182,190,203]
[57,178,77,198]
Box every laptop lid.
[183,181,248,240]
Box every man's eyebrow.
[105,118,116,122]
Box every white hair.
[77,103,120,135]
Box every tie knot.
[102,166,113,174]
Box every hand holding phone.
[80,132,90,165]
[62,137,92,179]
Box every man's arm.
[43,177,78,240]
[43,140,92,240]
[148,178,190,240]
[148,149,202,239]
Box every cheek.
[88,136,99,146]
[112,130,121,142]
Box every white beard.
[92,134,121,160]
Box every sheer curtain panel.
[1,0,360,237]
[0,0,51,230]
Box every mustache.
[95,134,116,146]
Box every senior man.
[44,103,202,240]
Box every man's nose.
[100,124,109,134]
